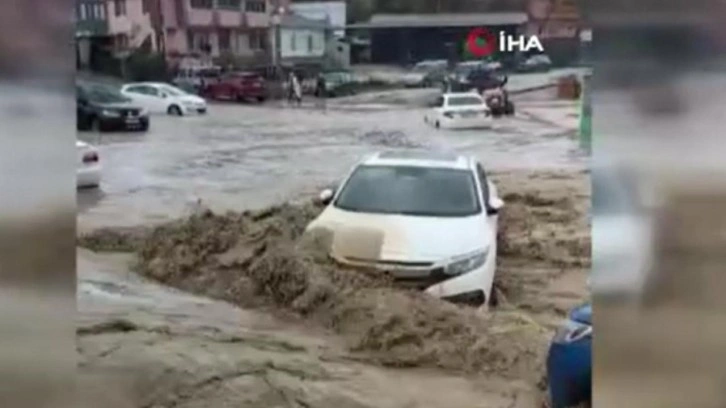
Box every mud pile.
[78,170,589,383]
[113,204,545,379]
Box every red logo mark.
[466,28,497,57]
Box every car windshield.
[160,85,188,96]
[80,84,130,103]
[447,96,482,106]
[334,165,481,217]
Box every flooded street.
[78,99,584,231]
[77,91,589,408]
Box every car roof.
[443,92,483,100]
[125,82,178,87]
[361,151,475,170]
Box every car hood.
[93,101,139,109]
[305,206,491,262]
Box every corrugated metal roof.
[348,12,528,29]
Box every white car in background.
[402,60,448,87]
[120,82,207,116]
[425,93,492,129]
[77,140,101,189]
[305,151,504,306]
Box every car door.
[141,85,169,113]
[122,85,151,109]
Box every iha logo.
[466,28,544,56]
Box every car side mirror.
[318,188,334,206]
[488,196,504,215]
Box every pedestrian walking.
[287,71,302,107]
[315,73,327,112]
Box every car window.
[446,96,483,107]
[161,85,187,96]
[125,86,145,94]
[145,86,160,96]
[80,84,130,103]
[334,165,481,217]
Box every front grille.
[394,267,449,289]
[121,109,140,117]
[341,257,452,290]
[344,257,433,268]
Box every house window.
[188,31,211,53]
[217,0,241,9]
[142,0,150,14]
[218,29,231,51]
[190,0,213,8]
[95,3,106,19]
[248,29,264,50]
[79,4,88,19]
[307,34,313,52]
[245,0,265,13]
[290,33,296,51]
[114,0,126,16]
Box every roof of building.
[280,12,330,29]
[362,151,473,170]
[348,12,528,29]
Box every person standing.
[315,73,327,111]
[291,72,302,106]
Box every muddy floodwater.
[77,99,584,231]
[77,94,589,408]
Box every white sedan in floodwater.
[304,151,504,306]
[425,92,493,129]
[120,82,207,116]
[77,140,101,189]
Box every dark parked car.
[204,72,267,103]
[314,71,357,97]
[77,82,149,132]
[446,63,508,93]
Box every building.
[270,13,331,68]
[350,13,528,65]
[289,1,346,38]
[526,0,583,66]
[159,0,271,66]
[76,0,157,70]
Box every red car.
[204,72,267,103]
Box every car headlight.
[445,249,488,275]
[139,108,149,116]
[101,109,121,117]
[553,319,592,343]
[182,100,196,106]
